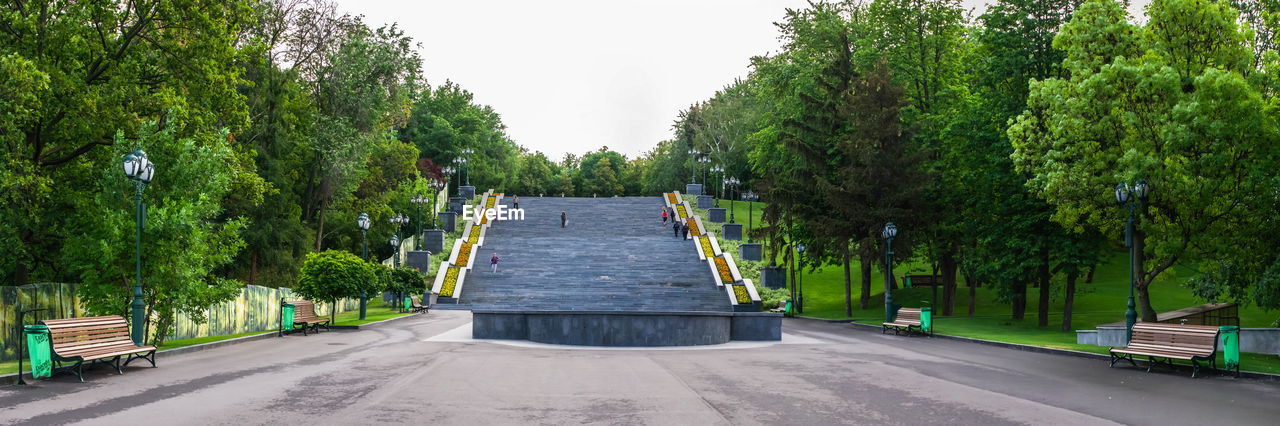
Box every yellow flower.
[733,285,750,303]
[714,257,734,283]
[455,243,473,264]
[440,267,460,297]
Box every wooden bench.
[1110,323,1220,377]
[882,308,928,336]
[904,275,941,287]
[285,300,331,336]
[41,316,157,382]
[410,296,429,313]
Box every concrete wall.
[1077,326,1280,355]
[473,310,783,347]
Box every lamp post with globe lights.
[1115,179,1150,342]
[357,212,371,320]
[882,222,898,323]
[122,150,155,345]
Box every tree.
[294,250,378,323]
[382,265,428,305]
[513,151,558,196]
[0,0,256,286]
[1010,0,1279,321]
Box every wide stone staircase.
[458,196,731,312]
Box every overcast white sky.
[334,0,1150,159]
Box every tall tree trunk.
[1012,274,1027,320]
[1062,270,1078,332]
[859,254,872,310]
[843,251,853,318]
[1133,221,1158,322]
[941,251,958,316]
[315,200,327,251]
[1037,245,1051,327]
[250,248,259,285]
[930,261,939,312]
[787,245,796,304]
[965,270,976,317]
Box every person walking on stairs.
[673,221,682,238]
[513,195,520,210]
[560,211,567,228]
[661,208,668,225]
[681,222,690,240]
[490,252,500,273]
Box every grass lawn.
[330,298,415,326]
[682,194,1280,375]
[2,299,415,376]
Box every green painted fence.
[2,283,360,362]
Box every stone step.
[457,196,730,312]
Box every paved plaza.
[2,310,1276,425]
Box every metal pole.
[885,235,895,323]
[131,183,146,345]
[747,201,753,242]
[415,201,423,250]
[1125,203,1137,343]
[360,230,368,321]
[797,249,805,314]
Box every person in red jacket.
[661,208,669,225]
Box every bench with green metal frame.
[1109,323,1219,378]
[279,300,331,336]
[882,307,932,336]
[41,316,157,382]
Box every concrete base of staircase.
[472,309,781,346]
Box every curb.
[787,316,1280,382]
[3,312,426,386]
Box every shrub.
[383,265,428,302]
[295,250,379,322]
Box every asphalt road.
[2,311,1277,425]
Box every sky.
[334,0,1150,159]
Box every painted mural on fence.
[1,283,360,362]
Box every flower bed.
[484,196,497,209]
[439,266,461,297]
[732,285,751,304]
[676,204,689,219]
[467,225,482,244]
[698,236,715,258]
[665,192,678,205]
[687,219,701,236]
[454,242,474,266]
[713,256,734,284]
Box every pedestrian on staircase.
[681,222,690,240]
[673,221,681,238]
[560,211,567,228]
[490,252,500,273]
[662,209,668,225]
[513,195,520,210]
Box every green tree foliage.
[295,250,378,323]
[512,151,558,196]
[400,82,520,191]
[1010,0,1280,321]
[381,265,427,299]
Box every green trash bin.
[920,307,933,335]
[403,297,411,311]
[784,300,794,317]
[25,324,52,379]
[280,303,296,335]
[1220,325,1240,377]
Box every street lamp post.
[122,150,155,345]
[710,165,723,206]
[687,149,699,184]
[725,177,739,223]
[1115,179,1149,342]
[412,194,429,250]
[459,148,475,186]
[357,212,371,320]
[698,155,710,190]
[882,222,898,323]
[741,191,758,241]
[796,242,806,314]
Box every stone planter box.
[761,265,786,289]
[437,212,457,232]
[422,229,445,253]
[406,250,432,274]
[458,185,476,200]
[709,208,726,223]
[685,183,703,196]
[723,223,742,241]
[448,198,463,215]
[697,195,714,209]
[739,243,762,261]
